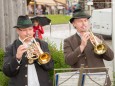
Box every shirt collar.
[19,37,24,43]
[76,31,81,38]
[18,37,34,47]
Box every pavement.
[43,24,76,50]
[43,24,75,39]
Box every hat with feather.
[14,15,33,28]
[70,7,91,23]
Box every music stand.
[54,64,109,86]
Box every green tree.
[0,48,9,86]
[47,40,70,82]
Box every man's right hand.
[80,32,90,53]
[16,45,27,60]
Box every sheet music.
[55,71,80,86]
[55,72,107,86]
[83,72,107,86]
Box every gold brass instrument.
[89,29,107,55]
[23,36,51,64]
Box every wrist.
[16,58,21,61]
[16,54,21,61]
[80,45,85,53]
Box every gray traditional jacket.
[64,33,114,86]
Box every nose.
[82,21,86,25]
[26,29,30,36]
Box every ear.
[72,22,76,29]
[73,26,76,29]
[16,28,20,34]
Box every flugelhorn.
[23,36,51,64]
[89,29,107,55]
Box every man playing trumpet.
[63,8,114,86]
[3,15,54,86]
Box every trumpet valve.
[28,59,34,64]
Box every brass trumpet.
[89,29,107,55]
[23,36,51,64]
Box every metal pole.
[53,69,55,86]
[50,23,52,36]
[34,0,36,16]
[112,0,115,74]
[78,64,84,86]
[69,22,71,35]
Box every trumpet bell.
[23,37,51,64]
[38,52,51,64]
[94,43,107,55]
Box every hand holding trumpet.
[80,29,106,55]
[80,32,90,53]
[16,36,41,61]
[17,36,51,64]
[16,45,27,60]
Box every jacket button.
[25,75,27,77]
[16,66,20,70]
[25,64,28,67]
